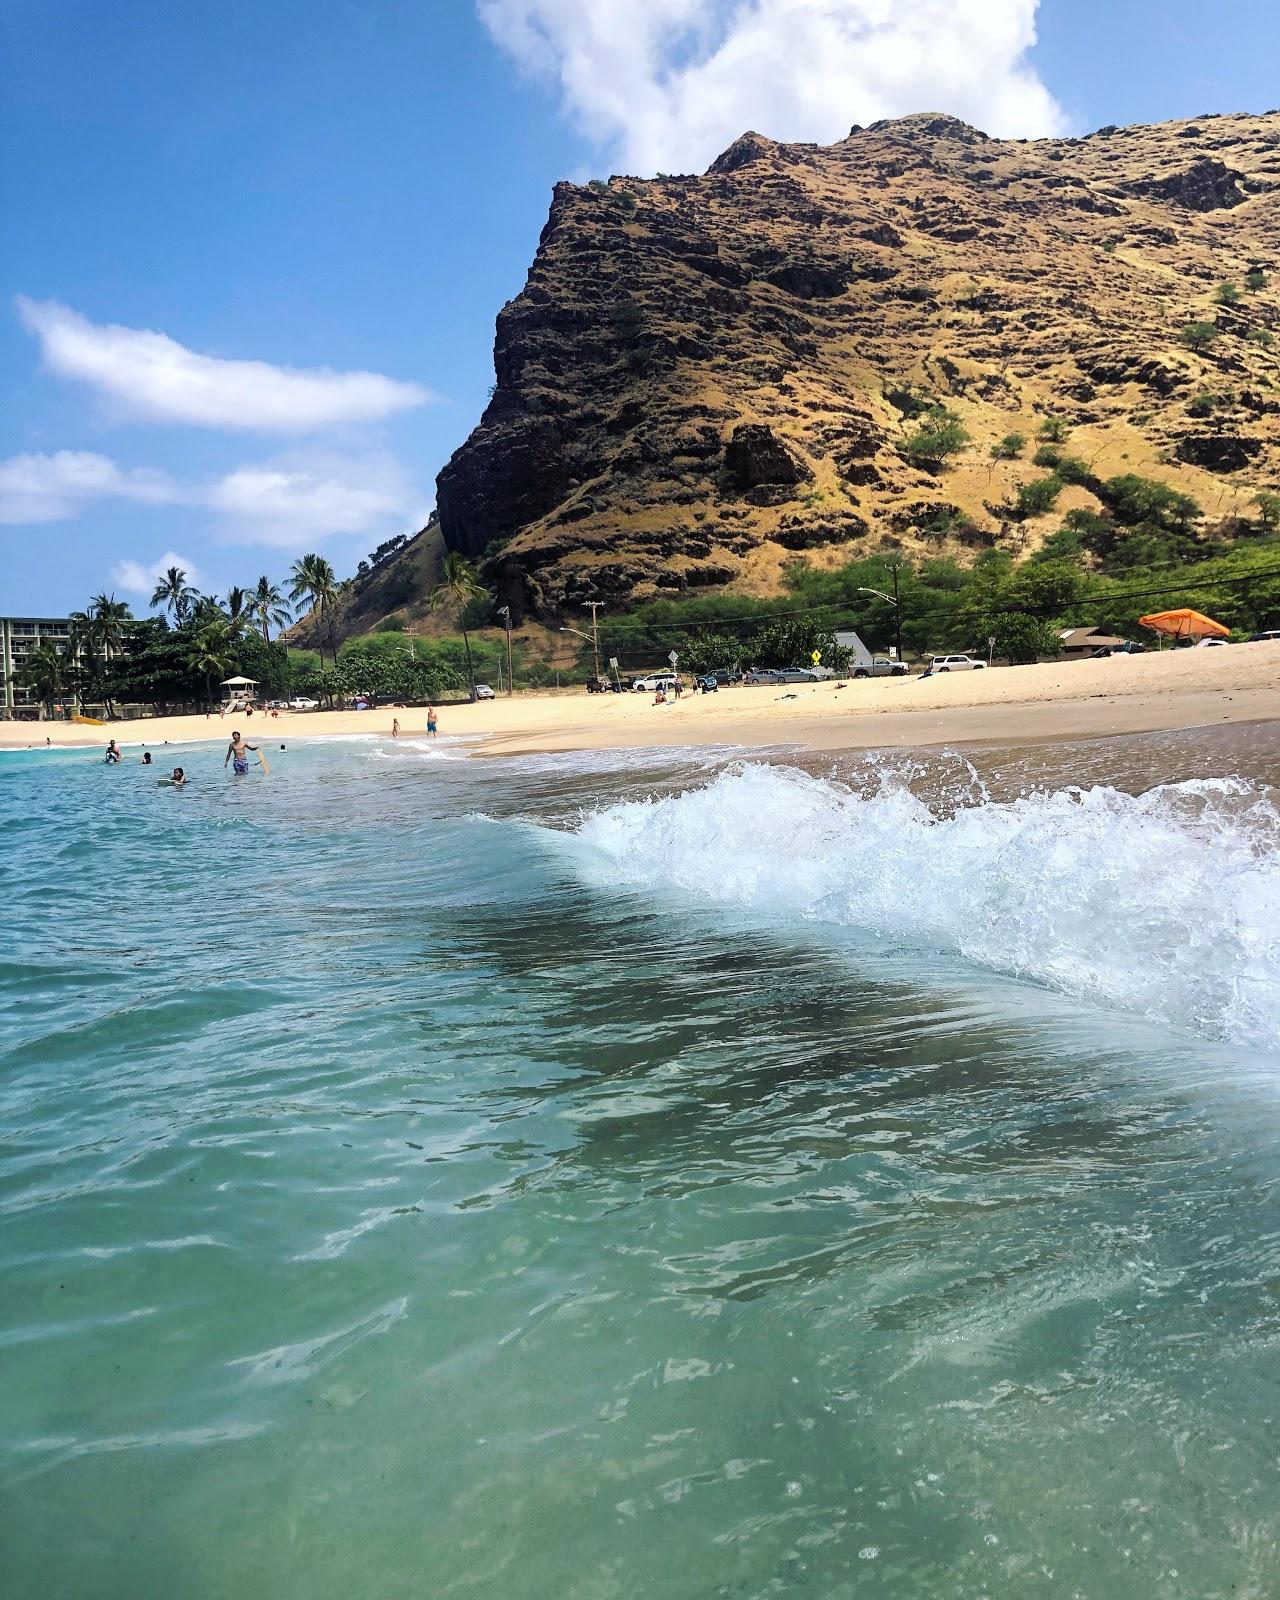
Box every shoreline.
[4,645,1278,758]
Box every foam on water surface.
[576,762,1280,1051]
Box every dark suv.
[585,676,621,694]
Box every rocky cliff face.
[436,111,1280,621]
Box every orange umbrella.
[1139,608,1230,641]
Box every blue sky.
[3,0,1278,615]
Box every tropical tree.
[289,554,340,664]
[248,576,292,645]
[187,622,233,710]
[16,640,67,716]
[224,587,251,633]
[429,553,490,700]
[151,565,197,624]
[87,594,132,716]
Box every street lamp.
[559,604,603,679]
[496,605,514,696]
[857,566,903,662]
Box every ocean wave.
[573,763,1280,1050]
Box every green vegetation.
[1187,391,1216,417]
[1244,268,1268,292]
[1015,475,1064,517]
[990,432,1026,460]
[1181,321,1219,352]
[289,554,340,664]
[429,552,489,701]
[1037,415,1070,442]
[1246,327,1275,350]
[900,406,970,467]
[1214,280,1241,306]
[591,469,1280,672]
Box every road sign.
[668,650,678,665]
[811,650,822,665]
[608,657,618,669]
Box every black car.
[585,676,621,693]
[695,674,719,692]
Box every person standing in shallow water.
[104,739,121,764]
[224,730,269,776]
[392,717,400,740]
[426,707,438,738]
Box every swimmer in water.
[105,739,121,764]
[142,751,153,765]
[168,767,187,787]
[224,730,269,776]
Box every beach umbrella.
[1138,608,1230,642]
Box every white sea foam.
[575,763,1280,1050]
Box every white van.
[632,673,678,692]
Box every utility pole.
[497,605,514,696]
[889,563,903,663]
[585,602,603,680]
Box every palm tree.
[248,576,292,645]
[17,640,66,717]
[429,552,489,701]
[288,554,340,664]
[187,622,233,710]
[151,565,197,625]
[224,587,251,633]
[87,594,132,717]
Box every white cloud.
[0,450,178,524]
[16,297,433,432]
[111,551,206,596]
[478,0,1066,173]
[205,448,427,547]
[0,443,424,552]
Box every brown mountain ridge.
[434,109,1280,624]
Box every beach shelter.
[1138,608,1230,642]
[220,674,257,703]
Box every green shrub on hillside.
[1015,475,1064,517]
[1215,281,1241,306]
[1037,415,1070,442]
[990,432,1026,460]
[901,407,970,467]
[1181,321,1219,352]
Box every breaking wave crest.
[575,763,1280,1050]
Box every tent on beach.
[1138,608,1230,643]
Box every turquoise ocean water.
[3,727,1280,1597]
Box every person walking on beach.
[426,707,438,738]
[105,739,121,764]
[224,730,269,776]
[392,717,401,739]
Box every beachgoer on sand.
[225,731,269,776]
[392,718,401,739]
[427,708,438,737]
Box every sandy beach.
[5,642,1278,756]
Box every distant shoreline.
[4,645,1278,758]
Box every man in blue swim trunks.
[224,730,268,775]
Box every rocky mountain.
[436,110,1280,623]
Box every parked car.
[585,676,620,693]
[744,669,784,685]
[1247,629,1280,643]
[474,683,496,699]
[929,655,987,672]
[694,674,719,692]
[772,667,821,683]
[851,657,909,679]
[632,673,678,692]
[266,699,289,710]
[288,696,320,710]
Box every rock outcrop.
[436,111,1280,620]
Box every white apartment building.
[1,616,77,716]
